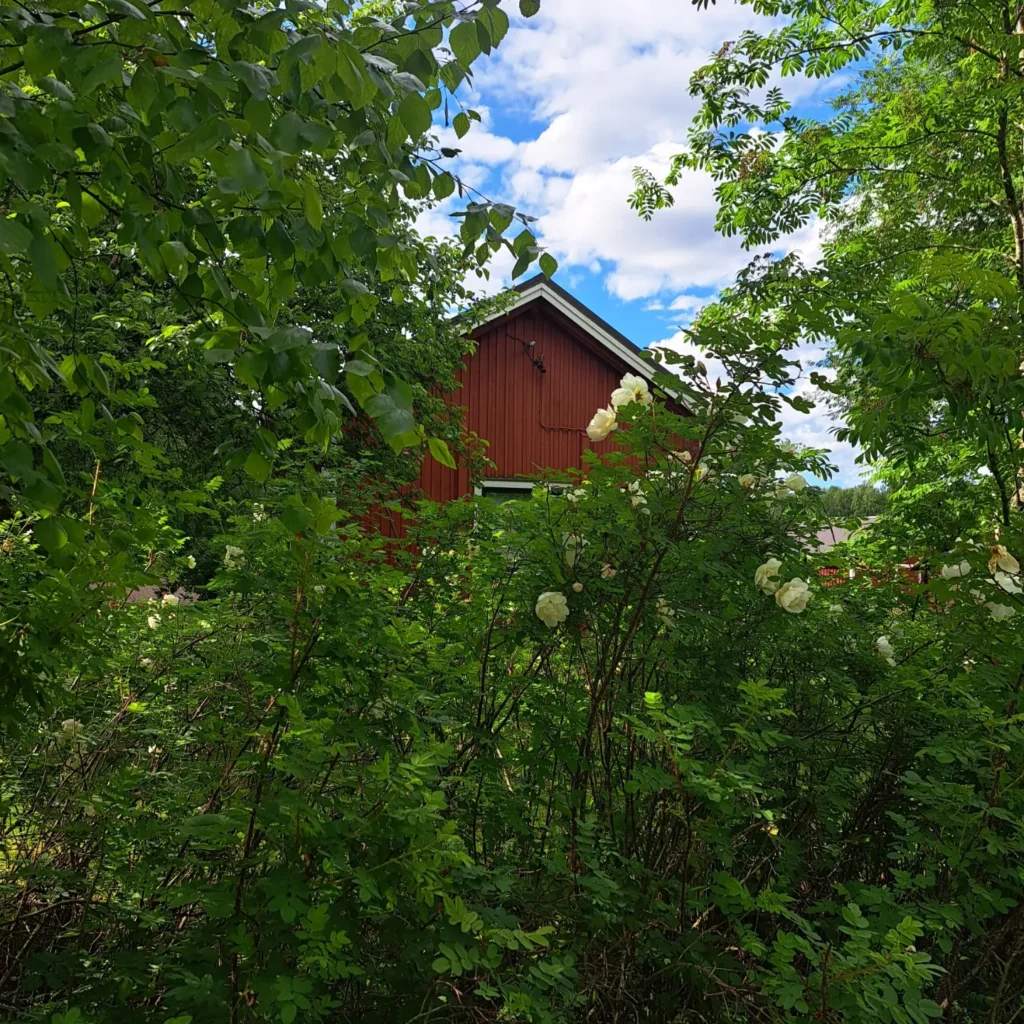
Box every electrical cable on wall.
[505,324,546,373]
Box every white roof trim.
[479,479,535,489]
[507,279,655,382]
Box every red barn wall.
[372,297,692,542]
[417,299,653,504]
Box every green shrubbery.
[4,0,1024,1019]
[4,346,1023,1022]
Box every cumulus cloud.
[433,0,835,304]
[415,0,861,480]
[656,329,863,483]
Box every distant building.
[812,517,877,553]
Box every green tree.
[628,1,1024,1012]
[819,483,888,520]
[4,310,1022,1022]
[634,0,1024,526]
[0,0,546,702]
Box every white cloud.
[669,294,711,312]
[415,0,860,479]
[434,0,837,304]
[654,331,863,484]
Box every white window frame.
[473,479,538,498]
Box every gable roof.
[508,274,656,383]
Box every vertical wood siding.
[378,298,686,539]
[422,301,632,500]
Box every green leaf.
[479,7,510,46]
[398,92,432,138]
[105,0,149,18]
[449,21,481,67]
[433,172,456,200]
[0,217,33,254]
[427,437,457,469]
[230,61,278,101]
[392,71,427,93]
[29,233,58,291]
[218,148,267,194]
[0,440,34,480]
[453,112,470,139]
[539,252,558,277]
[302,180,323,230]
[77,50,123,97]
[244,450,272,483]
[159,240,190,282]
[311,344,340,380]
[344,358,376,376]
[519,0,541,15]
[35,517,68,553]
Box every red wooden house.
[415,274,671,505]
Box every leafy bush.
[4,325,1022,1023]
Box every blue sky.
[419,0,864,484]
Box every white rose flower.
[147,614,161,630]
[775,578,810,613]
[672,450,693,463]
[587,406,618,442]
[940,560,971,580]
[628,480,647,507]
[773,482,792,499]
[224,545,244,568]
[535,591,569,628]
[739,473,757,490]
[610,373,652,408]
[755,558,783,594]
[572,582,584,593]
[988,544,1020,575]
[655,597,675,625]
[601,563,617,580]
[785,473,808,493]
[828,603,843,615]
[61,718,83,740]
[139,657,154,670]
[563,533,587,567]
[185,555,196,569]
[567,487,587,504]
[693,465,709,483]
[994,571,1023,595]
[876,635,895,660]
[987,601,1016,621]
[162,593,180,607]
[778,439,798,455]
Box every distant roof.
[813,526,854,552]
[508,274,656,384]
[813,516,878,552]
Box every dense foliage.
[4,0,1024,1022]
[818,484,887,520]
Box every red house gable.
[418,275,671,505]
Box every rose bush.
[4,322,1023,1024]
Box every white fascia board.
[480,479,536,489]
